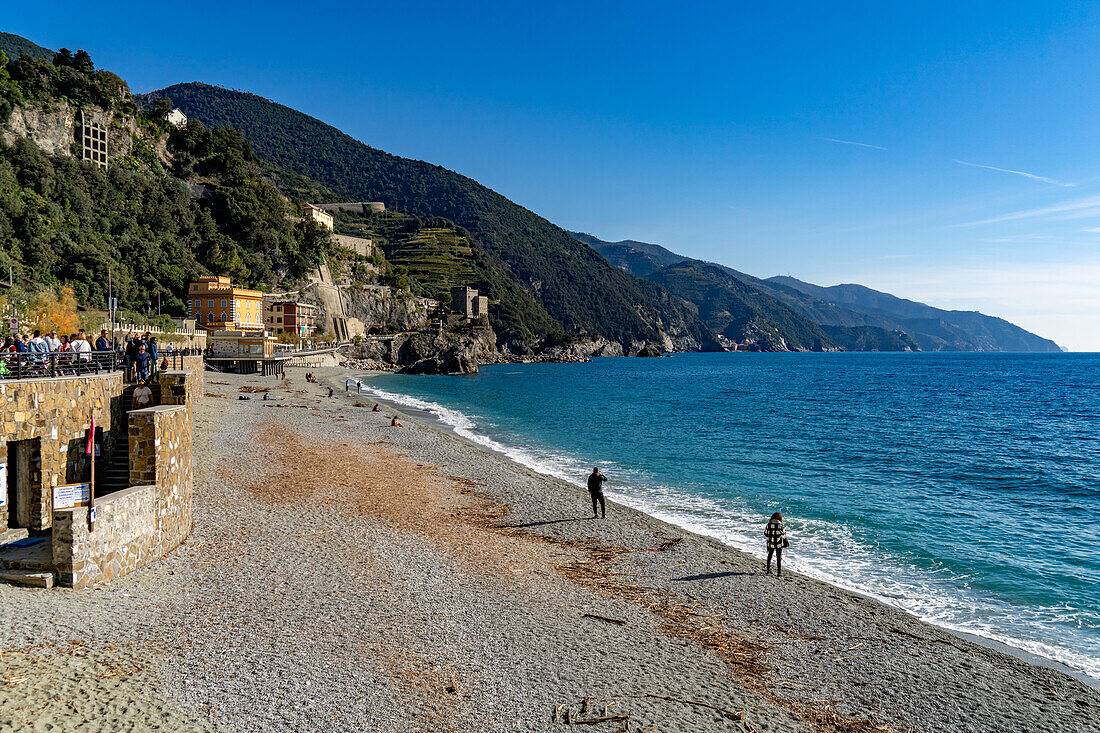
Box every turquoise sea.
[362,352,1100,682]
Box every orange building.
[187,276,264,332]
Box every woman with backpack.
[764,512,789,576]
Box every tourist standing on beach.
[588,467,608,518]
[764,512,788,576]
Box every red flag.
[86,414,95,456]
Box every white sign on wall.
[0,463,6,507]
[53,482,91,509]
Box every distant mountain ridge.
[575,233,1059,353]
[647,260,838,351]
[768,277,1060,353]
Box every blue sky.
[7,1,1100,349]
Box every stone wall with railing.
[0,373,125,530]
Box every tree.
[27,286,78,335]
[72,50,94,74]
[53,48,73,68]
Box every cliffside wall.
[2,101,145,164]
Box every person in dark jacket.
[587,467,608,518]
[764,512,787,576]
[125,331,139,377]
[95,330,112,351]
[134,343,152,383]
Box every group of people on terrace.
[1,328,101,376]
[4,328,96,357]
[1,326,198,381]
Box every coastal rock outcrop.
[632,344,664,357]
[396,332,482,375]
[351,328,495,374]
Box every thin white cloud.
[955,159,1074,187]
[819,137,887,151]
[955,194,1100,227]
[1083,227,1100,233]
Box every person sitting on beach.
[391,416,402,427]
[588,467,608,519]
[764,512,788,576]
[372,404,381,412]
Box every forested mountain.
[769,277,1061,353]
[570,232,687,277]
[648,261,837,351]
[0,32,53,62]
[139,83,712,350]
[576,233,919,351]
[575,230,1058,353]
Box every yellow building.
[187,276,264,332]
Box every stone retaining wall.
[158,368,202,407]
[0,373,124,530]
[51,485,158,589]
[130,404,193,551]
[50,402,193,589]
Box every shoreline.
[4,366,1097,732]
[342,367,1100,691]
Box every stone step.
[0,569,55,589]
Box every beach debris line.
[581,613,628,626]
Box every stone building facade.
[449,286,490,325]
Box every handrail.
[0,351,122,380]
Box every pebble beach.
[2,366,1098,732]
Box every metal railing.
[0,351,122,380]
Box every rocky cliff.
[2,101,143,163]
[352,329,495,374]
[342,286,426,333]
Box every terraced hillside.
[338,211,479,302]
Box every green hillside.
[0,32,54,62]
[769,277,1062,353]
[648,260,837,351]
[140,83,711,349]
[0,47,333,318]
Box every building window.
[222,299,227,308]
[221,311,227,322]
